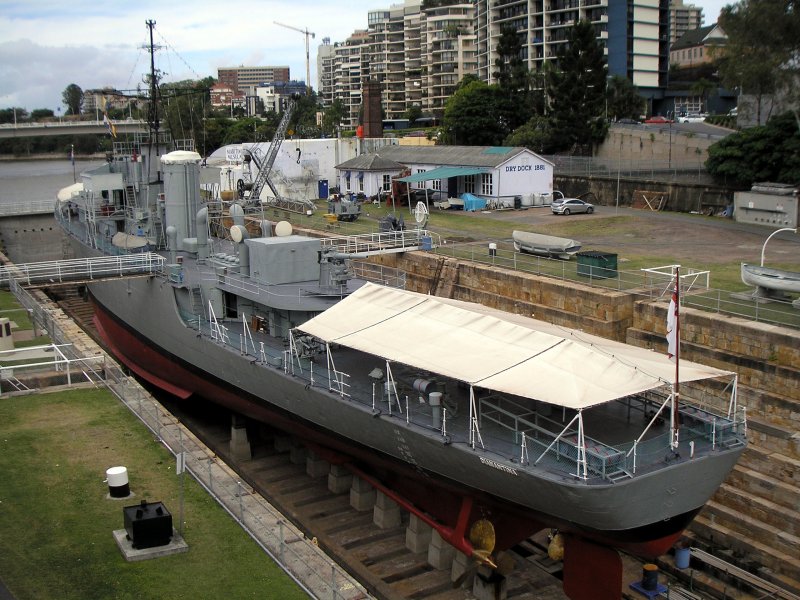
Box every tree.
[442,79,509,145]
[606,76,645,121]
[493,27,533,132]
[30,109,55,121]
[404,105,423,126]
[321,99,346,136]
[546,20,609,154]
[689,78,716,113]
[161,79,215,156]
[0,107,28,124]
[505,116,556,154]
[715,0,800,124]
[62,84,83,116]
[706,111,800,186]
[290,92,322,138]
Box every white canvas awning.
[296,282,732,410]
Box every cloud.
[0,0,367,111]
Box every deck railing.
[186,312,745,484]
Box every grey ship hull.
[74,239,743,556]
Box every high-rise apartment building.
[317,38,336,108]
[421,2,478,114]
[669,0,704,46]
[332,30,371,128]
[317,0,672,126]
[477,0,669,95]
[368,3,417,121]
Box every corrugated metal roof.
[335,154,406,171]
[396,166,488,183]
[374,145,534,168]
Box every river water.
[0,159,103,207]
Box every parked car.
[644,115,674,124]
[617,118,640,124]
[551,198,594,215]
[679,113,706,123]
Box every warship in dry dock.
[54,21,747,600]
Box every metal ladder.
[248,100,296,202]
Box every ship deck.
[178,293,744,487]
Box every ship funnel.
[161,150,202,246]
[196,207,209,261]
[231,225,250,276]
[229,203,245,228]
[166,226,177,264]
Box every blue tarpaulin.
[461,193,487,212]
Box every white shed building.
[335,145,554,209]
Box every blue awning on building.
[396,166,488,183]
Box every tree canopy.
[606,75,645,121]
[0,108,28,124]
[62,84,83,116]
[706,111,800,186]
[546,20,608,153]
[441,79,511,145]
[716,0,800,123]
[322,99,346,136]
[492,26,534,133]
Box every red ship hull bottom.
[93,303,693,600]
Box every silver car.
[551,198,594,215]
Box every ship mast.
[146,19,160,144]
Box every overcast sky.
[0,0,731,113]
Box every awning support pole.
[576,410,588,480]
[287,330,302,376]
[325,343,349,397]
[385,361,402,415]
[520,432,529,465]
[468,387,484,449]
[627,393,673,457]
[534,412,580,466]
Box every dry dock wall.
[0,214,65,263]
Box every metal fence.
[105,368,366,600]
[432,242,800,330]
[543,154,716,185]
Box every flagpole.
[71,144,76,183]
[673,266,680,449]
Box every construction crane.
[274,21,315,95]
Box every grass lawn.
[0,388,308,600]
[0,292,34,330]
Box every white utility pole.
[274,21,315,96]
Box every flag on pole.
[666,279,678,360]
[70,145,74,165]
[102,113,117,138]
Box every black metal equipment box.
[123,501,173,549]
